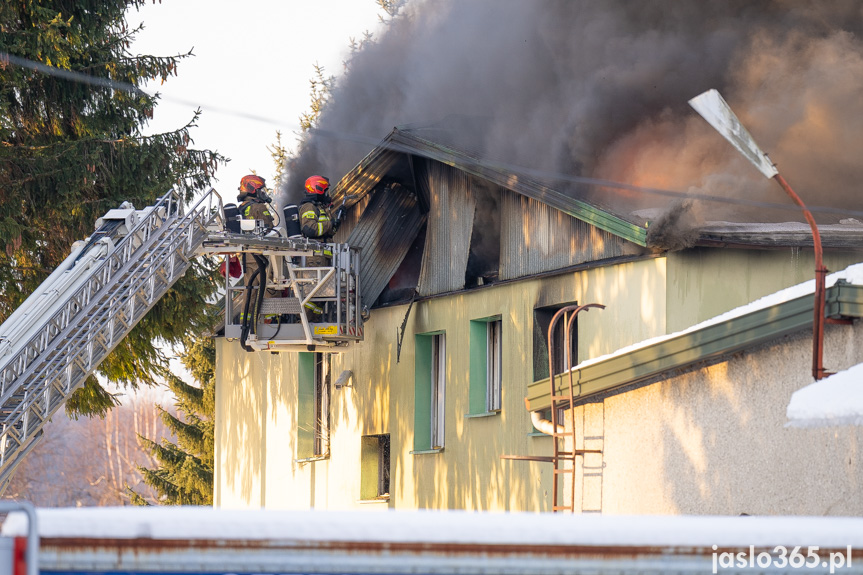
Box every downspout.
[529,406,564,435]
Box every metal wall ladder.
[0,189,222,491]
[501,303,604,513]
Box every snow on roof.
[4,507,863,548]
[575,261,863,371]
[786,362,863,428]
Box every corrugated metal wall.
[345,185,425,308]
[499,189,631,280]
[417,162,477,296]
[333,193,372,244]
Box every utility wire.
[4,51,863,221]
[0,51,300,129]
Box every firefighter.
[237,174,275,229]
[235,175,277,325]
[299,175,339,240]
[298,175,342,319]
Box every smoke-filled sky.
[283,0,863,223]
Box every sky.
[118,1,386,392]
[126,0,386,200]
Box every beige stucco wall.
[570,320,863,515]
[214,257,668,511]
[666,247,863,331]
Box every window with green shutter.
[298,352,330,460]
[469,316,502,416]
[413,332,445,452]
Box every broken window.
[464,180,501,288]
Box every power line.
[0,51,300,130]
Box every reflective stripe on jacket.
[299,201,334,239]
[240,200,274,228]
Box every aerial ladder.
[0,189,364,491]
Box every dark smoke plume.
[280,0,863,223]
[646,199,702,251]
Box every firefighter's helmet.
[305,175,330,195]
[239,174,267,195]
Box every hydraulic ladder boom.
[0,189,223,491]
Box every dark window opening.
[533,302,579,381]
[464,181,501,288]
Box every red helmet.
[239,174,266,194]
[305,175,330,195]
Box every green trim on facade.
[469,319,489,415]
[297,352,316,459]
[526,284,863,412]
[414,334,433,451]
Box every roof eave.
[526,283,863,412]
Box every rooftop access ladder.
[0,189,224,491]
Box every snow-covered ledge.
[786,363,863,428]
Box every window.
[360,434,390,501]
[469,317,502,415]
[298,352,330,459]
[533,303,578,382]
[414,332,446,452]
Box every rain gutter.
[526,282,863,412]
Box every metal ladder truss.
[0,189,223,489]
[501,303,605,513]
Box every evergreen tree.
[130,333,215,505]
[0,1,226,415]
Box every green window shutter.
[414,335,432,451]
[469,320,488,415]
[297,352,316,459]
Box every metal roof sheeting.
[345,184,425,308]
[417,162,476,296]
[331,146,402,208]
[387,128,650,247]
[332,193,372,244]
[500,189,636,280]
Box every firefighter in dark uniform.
[297,175,342,318]
[236,175,277,325]
[299,175,342,267]
[237,174,274,282]
[238,174,274,229]
[299,175,337,240]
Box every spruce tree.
[130,333,215,505]
[0,1,226,415]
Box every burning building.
[213,1,863,513]
[214,119,863,513]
